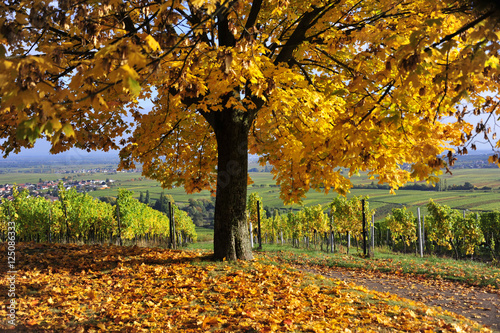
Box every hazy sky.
[1,140,119,161]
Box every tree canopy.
[1,0,499,259]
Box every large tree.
[1,0,499,260]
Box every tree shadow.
[8,241,214,274]
[0,242,215,332]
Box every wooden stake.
[417,207,423,258]
[257,200,262,250]
[116,203,123,246]
[249,221,254,248]
[362,199,367,257]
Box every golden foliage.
[0,0,499,201]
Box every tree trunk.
[207,107,253,261]
[449,238,460,260]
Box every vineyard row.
[247,194,500,260]
[0,184,197,248]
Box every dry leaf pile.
[0,243,491,332]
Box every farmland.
[1,165,499,220]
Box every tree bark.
[205,107,253,261]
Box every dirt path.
[302,265,500,332]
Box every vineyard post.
[362,199,367,257]
[7,206,12,242]
[168,201,171,247]
[48,207,52,243]
[169,201,174,249]
[422,213,425,253]
[249,221,254,248]
[327,213,330,253]
[172,203,177,249]
[304,215,308,249]
[257,200,262,250]
[463,210,467,259]
[58,188,70,243]
[475,212,480,260]
[347,231,350,254]
[371,214,375,253]
[116,203,123,246]
[330,214,334,253]
[417,207,423,258]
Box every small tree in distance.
[1,1,500,260]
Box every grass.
[194,226,215,242]
[187,227,214,250]
[253,243,500,289]
[186,227,500,289]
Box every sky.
[1,140,119,162]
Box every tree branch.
[142,117,184,156]
[217,7,235,47]
[244,0,263,30]
[314,47,356,75]
[425,9,495,52]
[273,6,325,65]
[290,58,317,90]
[433,49,450,124]
[307,1,341,30]
[301,58,340,74]
[176,7,212,46]
[357,80,395,126]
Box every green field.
[89,169,500,219]
[2,167,500,219]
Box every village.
[0,178,116,201]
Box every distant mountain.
[0,143,120,170]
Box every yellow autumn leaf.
[144,35,161,52]
[486,55,499,69]
[62,123,75,138]
[120,64,139,80]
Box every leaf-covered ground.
[317,266,500,331]
[262,249,500,331]
[286,261,500,331]
[0,243,493,332]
